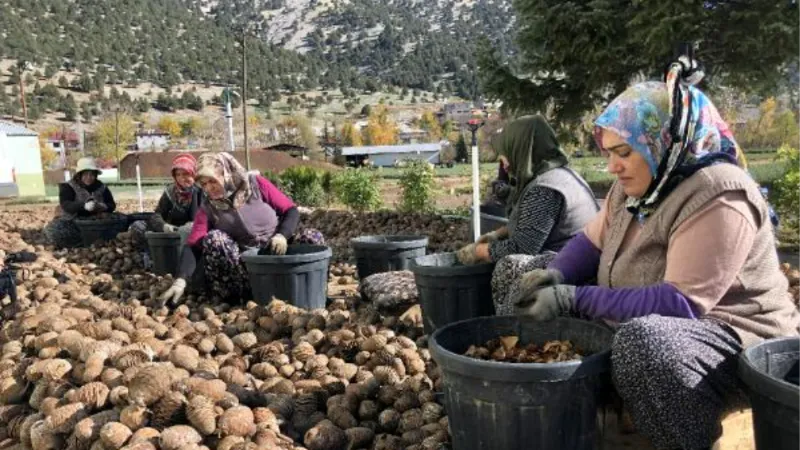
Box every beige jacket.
[597,164,799,347]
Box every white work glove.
[159,278,186,305]
[84,200,96,212]
[269,234,288,255]
[162,223,177,233]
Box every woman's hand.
[162,223,177,233]
[456,243,491,265]
[517,269,564,297]
[477,227,509,244]
[514,284,576,321]
[269,234,288,255]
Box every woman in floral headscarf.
[159,152,324,304]
[128,153,203,259]
[512,62,799,449]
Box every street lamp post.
[241,35,251,170]
[467,117,485,242]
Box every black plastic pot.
[145,231,181,276]
[350,235,428,279]
[127,212,156,226]
[429,316,614,450]
[739,337,799,450]
[410,252,495,335]
[74,215,129,247]
[241,245,332,309]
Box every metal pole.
[135,155,143,213]
[114,109,120,181]
[62,125,69,182]
[242,35,250,170]
[225,90,235,153]
[470,128,480,242]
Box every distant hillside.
[0,0,516,100]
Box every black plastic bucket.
[470,206,509,236]
[739,337,799,450]
[429,316,614,450]
[410,252,495,335]
[145,231,181,276]
[74,215,129,247]
[350,235,428,279]
[241,245,332,309]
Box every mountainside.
[0,0,515,99]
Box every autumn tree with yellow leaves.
[339,121,363,146]
[362,105,398,146]
[90,113,136,162]
[418,110,442,142]
[157,116,182,138]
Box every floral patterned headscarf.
[594,78,747,218]
[195,152,252,212]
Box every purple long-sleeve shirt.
[547,233,697,321]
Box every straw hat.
[75,157,102,175]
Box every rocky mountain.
[0,0,515,100]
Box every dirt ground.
[0,202,761,450]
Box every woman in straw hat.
[44,157,117,248]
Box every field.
[35,152,789,210]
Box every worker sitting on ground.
[44,157,117,249]
[159,152,324,305]
[513,73,800,449]
[455,115,600,315]
[128,153,203,263]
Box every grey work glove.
[159,278,187,306]
[477,230,502,244]
[456,243,480,265]
[515,268,564,304]
[269,233,288,255]
[514,284,576,321]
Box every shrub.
[262,169,281,187]
[772,145,799,238]
[333,168,382,212]
[320,170,336,206]
[399,160,435,213]
[279,166,326,207]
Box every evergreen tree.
[455,133,468,163]
[480,0,799,122]
[62,94,77,121]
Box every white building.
[340,143,441,167]
[0,121,46,198]
[135,131,171,151]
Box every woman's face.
[601,129,653,199]
[197,176,224,200]
[80,171,97,186]
[173,169,195,190]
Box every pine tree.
[480,0,799,122]
[455,134,468,163]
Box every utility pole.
[241,33,250,170]
[62,124,70,182]
[223,88,237,153]
[467,117,485,242]
[16,62,28,126]
[114,108,120,181]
